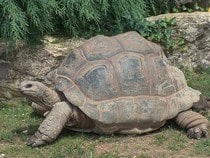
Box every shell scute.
[151,58,176,96]
[117,98,139,123]
[81,35,122,61]
[55,76,74,92]
[81,103,99,120]
[114,31,161,56]
[75,64,118,101]
[63,86,86,107]
[116,97,167,124]
[115,55,149,96]
[100,101,118,124]
[58,49,86,78]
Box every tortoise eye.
[25,84,32,88]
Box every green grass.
[154,134,167,145]
[184,68,210,97]
[0,68,210,157]
[195,139,210,156]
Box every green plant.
[146,0,178,15]
[126,17,176,49]
[59,0,148,37]
[0,0,177,49]
[147,0,209,15]
[195,139,210,156]
[0,0,57,45]
[0,0,148,46]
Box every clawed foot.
[27,131,47,147]
[187,124,208,139]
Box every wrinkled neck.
[42,88,61,108]
[32,87,61,109]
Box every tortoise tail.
[175,110,209,129]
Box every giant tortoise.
[19,31,209,147]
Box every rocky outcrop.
[0,38,84,100]
[148,12,210,69]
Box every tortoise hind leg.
[175,110,209,139]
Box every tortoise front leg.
[31,102,50,116]
[175,110,209,139]
[28,102,72,147]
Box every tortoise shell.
[50,31,200,129]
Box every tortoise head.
[192,95,210,112]
[20,81,45,98]
[19,81,60,107]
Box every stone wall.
[148,12,210,69]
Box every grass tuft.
[195,139,210,156]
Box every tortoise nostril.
[25,84,32,88]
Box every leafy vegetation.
[146,0,209,15]
[146,0,178,15]
[0,0,147,45]
[1,0,208,49]
[126,17,177,49]
[0,0,57,45]
[0,69,210,157]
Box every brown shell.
[52,31,201,126]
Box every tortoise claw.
[27,138,46,147]
[187,124,208,139]
[27,131,47,147]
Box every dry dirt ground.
[93,136,204,157]
[81,125,210,158]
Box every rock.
[147,12,210,69]
[0,60,10,80]
[0,38,85,101]
[0,153,5,158]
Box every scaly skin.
[192,95,210,111]
[175,110,209,139]
[20,81,95,147]
[28,102,72,147]
[27,102,95,147]
[20,81,60,109]
[31,102,49,116]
